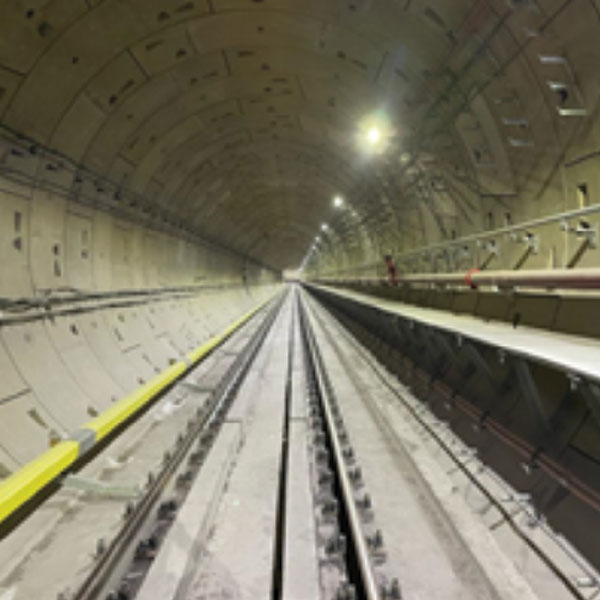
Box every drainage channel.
[73,291,287,600]
[270,291,297,599]
[297,295,400,600]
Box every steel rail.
[72,292,286,600]
[298,297,382,600]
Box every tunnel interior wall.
[0,176,280,477]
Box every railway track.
[297,292,400,599]
[72,292,287,600]
[5,285,599,600]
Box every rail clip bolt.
[382,578,402,599]
[189,450,204,465]
[357,494,372,511]
[368,529,383,549]
[318,469,333,486]
[321,499,338,520]
[123,501,135,518]
[316,448,329,463]
[176,470,193,488]
[336,583,357,600]
[313,431,325,445]
[135,535,158,560]
[117,582,132,600]
[158,499,177,519]
[326,534,347,556]
[343,447,355,462]
[95,537,106,558]
[348,466,363,487]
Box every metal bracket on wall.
[513,358,551,433]
[426,328,459,378]
[510,231,539,270]
[477,239,498,270]
[579,380,600,429]
[561,219,598,268]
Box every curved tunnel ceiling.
[0,0,597,271]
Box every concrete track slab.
[184,296,292,600]
[137,422,243,600]
[282,421,320,600]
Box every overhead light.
[366,127,381,145]
[321,223,329,231]
[333,195,344,208]
[357,111,391,154]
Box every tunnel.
[1,1,600,598]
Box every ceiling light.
[367,127,381,145]
[356,111,392,154]
[321,223,329,231]
[333,195,344,208]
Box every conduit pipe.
[319,267,600,291]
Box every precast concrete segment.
[282,297,319,599]
[184,294,294,600]
[83,361,187,441]
[0,294,276,526]
[289,310,308,421]
[136,423,243,600]
[282,421,320,600]
[310,284,600,384]
[302,291,539,600]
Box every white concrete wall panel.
[1,322,90,431]
[0,180,278,473]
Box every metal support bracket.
[580,380,600,429]
[513,358,551,433]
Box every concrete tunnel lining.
[2,1,600,598]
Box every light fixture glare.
[367,126,381,145]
